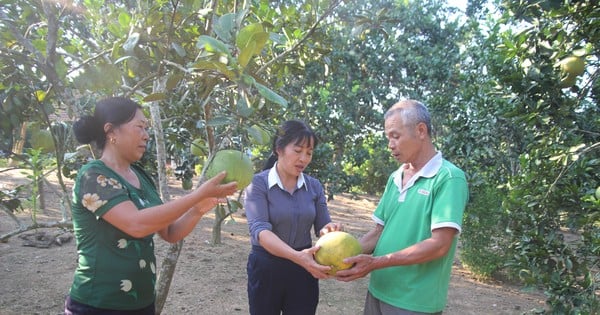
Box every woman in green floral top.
[65,97,238,314]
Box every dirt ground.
[0,168,548,315]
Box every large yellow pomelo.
[314,231,362,275]
[205,149,254,190]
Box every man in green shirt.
[336,100,469,315]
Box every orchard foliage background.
[1,0,598,313]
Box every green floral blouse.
[68,160,162,310]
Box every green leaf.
[236,96,253,117]
[143,93,167,102]
[196,35,231,56]
[238,41,256,68]
[214,13,236,42]
[166,73,184,90]
[107,23,122,37]
[32,39,46,54]
[236,23,269,68]
[254,82,287,107]
[34,90,46,102]
[229,199,243,208]
[247,125,263,144]
[192,60,237,80]
[118,12,131,28]
[228,199,243,211]
[241,74,256,86]
[206,116,233,126]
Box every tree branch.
[256,0,342,75]
[0,220,73,243]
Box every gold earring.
[110,138,116,144]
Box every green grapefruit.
[314,231,362,275]
[205,149,254,190]
[595,186,600,200]
[559,73,577,89]
[182,177,193,190]
[560,56,585,76]
[30,129,55,153]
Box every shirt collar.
[393,151,443,188]
[268,162,307,191]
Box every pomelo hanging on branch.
[556,55,586,89]
[314,231,362,275]
[205,149,254,190]
[559,56,585,76]
[30,129,55,153]
[559,73,578,89]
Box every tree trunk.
[154,241,182,314]
[211,205,224,245]
[37,177,46,215]
[148,77,182,315]
[8,123,27,167]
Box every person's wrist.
[194,184,207,201]
[191,204,205,216]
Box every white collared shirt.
[267,162,307,191]
[393,152,443,202]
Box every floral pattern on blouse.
[81,174,124,213]
[114,238,156,301]
[82,193,107,212]
[117,238,128,249]
[96,174,123,189]
[71,162,161,308]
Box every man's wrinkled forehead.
[384,112,404,132]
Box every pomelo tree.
[0,1,92,226]
[76,1,343,312]
[455,0,599,312]
[4,0,597,313]
[496,1,598,311]
[2,0,343,312]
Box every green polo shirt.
[369,153,468,313]
[69,160,163,310]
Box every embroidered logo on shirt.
[418,189,430,196]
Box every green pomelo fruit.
[315,231,362,275]
[559,73,577,89]
[595,186,600,200]
[205,149,254,190]
[182,177,193,190]
[560,56,585,76]
[30,129,55,153]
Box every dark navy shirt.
[244,164,331,249]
